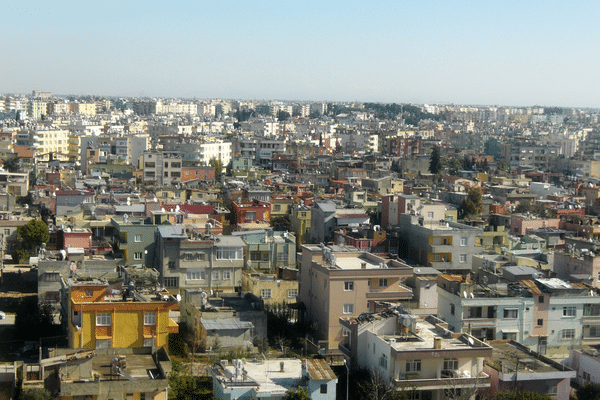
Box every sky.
[1,1,600,108]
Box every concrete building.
[233,229,296,272]
[67,278,179,350]
[485,341,575,400]
[156,225,246,294]
[437,274,600,355]
[339,311,492,400]
[208,358,337,400]
[299,244,413,351]
[22,347,171,400]
[242,270,299,306]
[395,214,483,273]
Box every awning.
[168,318,179,334]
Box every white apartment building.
[340,311,492,400]
[139,151,182,186]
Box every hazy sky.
[2,1,599,107]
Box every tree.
[270,216,291,232]
[17,219,49,252]
[21,388,53,400]
[285,387,311,400]
[575,383,600,400]
[277,110,291,121]
[15,297,56,340]
[168,359,216,400]
[2,157,19,173]
[357,368,408,400]
[447,157,463,176]
[208,158,223,182]
[429,146,442,174]
[459,188,484,219]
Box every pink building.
[510,214,560,236]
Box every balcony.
[392,372,490,391]
[367,285,412,301]
[461,318,496,328]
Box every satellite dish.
[176,294,181,302]
[470,293,475,298]
[402,316,411,327]
[482,276,489,285]
[463,291,468,298]
[468,337,475,346]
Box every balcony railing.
[392,372,490,391]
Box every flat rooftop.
[487,341,574,375]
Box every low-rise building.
[208,358,337,400]
[339,311,492,399]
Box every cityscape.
[0,91,597,400]
[3,1,600,400]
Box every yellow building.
[67,279,179,351]
[290,204,311,251]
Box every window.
[96,339,111,349]
[538,296,544,303]
[4,229,10,235]
[343,304,354,314]
[459,254,467,263]
[277,252,288,263]
[427,212,434,219]
[262,253,269,261]
[583,371,591,382]
[251,251,261,261]
[562,329,575,340]
[460,237,467,246]
[85,289,93,297]
[197,253,206,261]
[380,353,388,369]
[324,280,328,289]
[433,254,440,262]
[164,277,178,288]
[185,253,193,261]
[443,358,458,371]
[45,272,60,282]
[216,247,242,260]
[563,306,576,317]
[134,252,142,260]
[406,360,421,372]
[168,261,176,270]
[288,289,298,299]
[320,384,327,394]
[245,211,256,221]
[274,205,281,212]
[450,304,455,315]
[344,281,354,291]
[187,271,205,280]
[45,291,60,303]
[590,327,600,337]
[212,271,220,280]
[222,270,231,280]
[547,385,558,396]
[134,234,142,242]
[261,289,271,299]
[379,278,388,288]
[96,313,111,326]
[503,309,518,319]
[144,312,156,326]
[537,319,544,326]
[502,332,517,340]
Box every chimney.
[434,337,442,350]
[361,262,367,269]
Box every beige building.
[299,244,413,351]
[242,270,298,305]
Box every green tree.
[285,386,311,400]
[15,297,56,340]
[17,219,49,252]
[270,216,291,232]
[447,157,463,176]
[209,158,223,182]
[168,359,216,400]
[277,110,291,121]
[2,157,19,173]
[459,188,484,219]
[21,388,53,400]
[575,383,600,400]
[429,146,442,174]
[495,390,552,400]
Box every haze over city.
[2,1,600,108]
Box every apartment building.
[299,244,413,351]
[156,225,246,294]
[395,214,483,273]
[67,279,179,350]
[290,204,311,251]
[233,229,296,272]
[437,274,600,355]
[382,194,448,229]
[339,311,492,400]
[110,215,160,267]
[139,151,182,186]
[160,135,232,166]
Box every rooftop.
[486,341,575,376]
